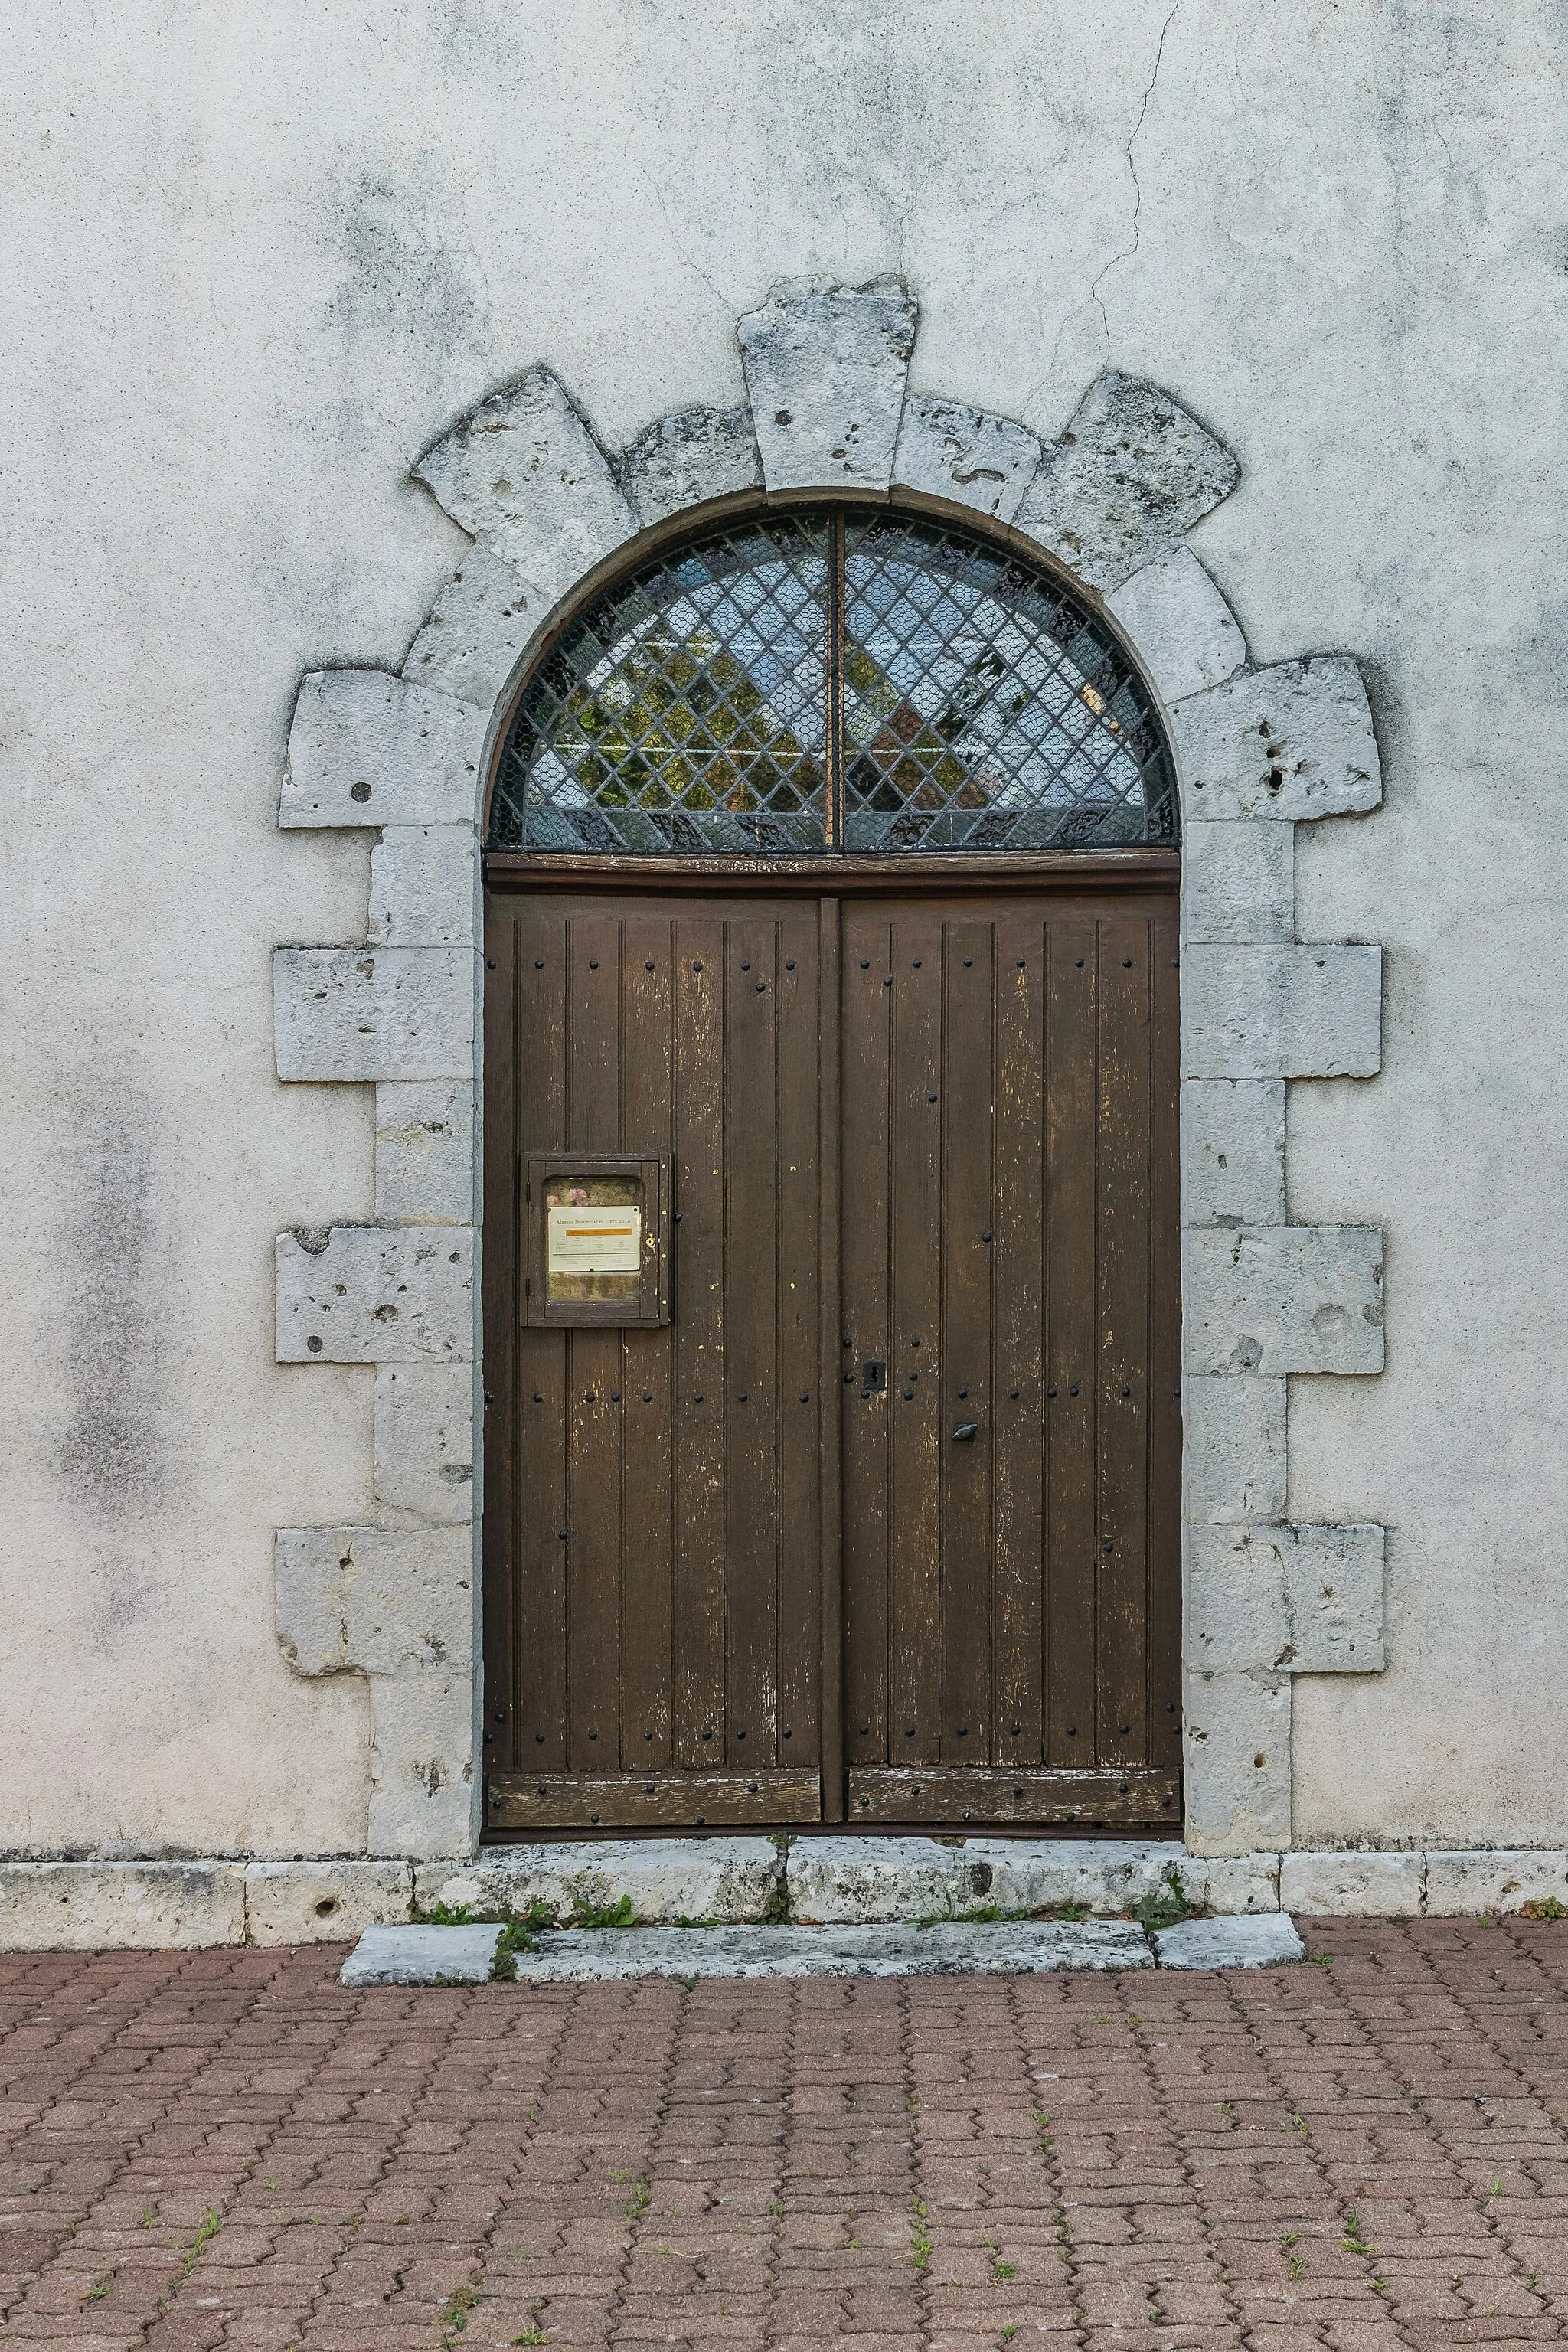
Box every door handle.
[952,1420,979,1442]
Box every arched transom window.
[488,506,1174,855]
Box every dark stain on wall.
[59,1100,169,1513]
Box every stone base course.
[1152,1912,1306,1968]
[5,1841,1566,1947]
[4,1921,1566,2350]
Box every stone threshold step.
[341,1913,1303,1986]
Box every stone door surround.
[272,276,1387,1861]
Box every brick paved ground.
[5,1919,1568,2350]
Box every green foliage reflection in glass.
[488,509,1174,854]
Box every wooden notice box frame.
[523,1153,671,1328]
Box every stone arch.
[272,276,1387,1863]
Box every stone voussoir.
[739,276,918,492]
[413,364,637,598]
[891,396,1042,521]
[617,404,763,528]
[1105,544,1247,707]
[1172,654,1381,822]
[276,1224,475,1364]
[401,543,541,711]
[1015,371,1240,593]
[281,668,486,828]
[275,1524,475,1677]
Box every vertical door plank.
[1096,916,1152,1768]
[889,916,944,1767]
[991,910,1046,1768]
[1148,900,1184,1785]
[941,920,995,1762]
[840,910,891,1769]
[1044,915,1098,1767]
[566,915,624,1771]
[779,906,823,1778]
[482,905,518,1774]
[515,908,569,1769]
[725,915,780,1768]
[672,919,727,1766]
[619,911,675,1769]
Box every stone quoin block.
[1280,1849,1426,1916]
[1172,655,1381,821]
[374,1081,476,1224]
[738,277,918,492]
[1185,1225,1384,1376]
[617,405,763,528]
[891,397,1042,521]
[413,364,637,599]
[1182,819,1295,946]
[1182,1374,1288,1524]
[0,1863,247,1951]
[1184,1670,1293,1855]
[419,1838,784,1927]
[375,1362,476,1522]
[273,946,475,1083]
[1423,1848,1568,1917]
[274,1524,474,1677]
[1105,545,1247,709]
[368,825,479,949]
[1014,373,1240,594]
[280,669,486,828]
[1188,1523,1387,1673]
[276,1225,475,1364]
[1183,942,1382,1080]
[1184,1079,1287,1227]
[369,1674,476,1858]
[244,1860,413,1945]
[401,543,539,711]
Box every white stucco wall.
[5,0,1566,1857]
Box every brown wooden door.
[483,876,1179,1834]
[839,890,1181,1830]
[483,891,836,1831]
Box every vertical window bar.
[825,509,845,851]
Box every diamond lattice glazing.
[488,508,1174,854]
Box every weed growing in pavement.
[1031,2106,1053,2154]
[511,2331,548,2347]
[182,2207,221,2275]
[86,2274,112,2300]
[1341,2207,1375,2257]
[910,2194,932,2273]
[1310,1953,1333,1968]
[1522,1897,1568,1921]
[139,2205,155,2227]
[1002,2329,1018,2344]
[439,2279,479,2342]
[1280,2232,1305,2278]
[625,2175,651,2220]
[572,1894,635,1929]
[1135,1867,1191,1934]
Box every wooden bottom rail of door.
[486,1769,824,1831]
[846,1767,1181,1827]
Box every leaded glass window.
[488,508,1174,854]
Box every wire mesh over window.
[488,508,1175,855]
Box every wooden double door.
[482,872,1181,1835]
